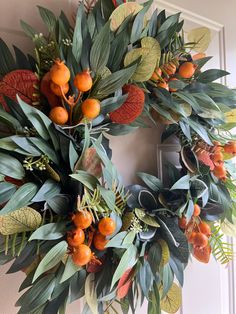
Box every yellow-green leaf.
[0,206,42,235]
[187,27,211,52]
[221,218,236,238]
[160,283,182,313]
[135,208,160,227]
[158,239,170,266]
[109,2,143,31]
[124,37,161,82]
[85,273,98,314]
[225,108,236,123]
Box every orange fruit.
[50,81,69,96]
[178,217,187,229]
[224,141,236,155]
[151,68,162,81]
[193,244,211,263]
[193,204,201,217]
[212,151,224,166]
[98,217,116,236]
[73,211,93,229]
[178,62,197,79]
[67,228,85,247]
[93,232,108,251]
[213,165,227,180]
[192,232,208,248]
[50,59,70,86]
[187,231,197,244]
[168,77,178,92]
[198,221,211,237]
[157,81,169,90]
[74,69,93,92]
[49,106,69,125]
[81,98,100,119]
[72,244,92,266]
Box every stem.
[4,235,9,255]
[17,232,26,256]
[11,233,17,257]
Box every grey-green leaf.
[0,152,25,180]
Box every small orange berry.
[50,59,70,86]
[73,211,93,229]
[192,232,208,248]
[178,216,187,229]
[72,244,92,266]
[98,217,116,236]
[178,62,197,79]
[93,233,108,251]
[151,68,162,81]
[198,221,211,237]
[49,106,69,125]
[81,98,100,119]
[157,81,169,90]
[224,141,236,155]
[74,69,93,92]
[213,165,227,180]
[193,204,201,217]
[67,228,85,247]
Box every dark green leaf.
[148,242,162,275]
[60,256,81,283]
[0,38,16,76]
[0,182,17,204]
[100,94,128,115]
[137,172,163,192]
[37,6,57,33]
[29,222,66,241]
[72,5,84,62]
[0,152,25,180]
[31,179,60,202]
[197,69,229,83]
[0,183,38,215]
[70,171,99,190]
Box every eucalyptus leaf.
[135,208,160,227]
[70,171,99,190]
[60,256,81,283]
[31,179,61,202]
[0,183,38,215]
[33,241,68,282]
[29,222,66,241]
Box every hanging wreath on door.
[0,1,235,313]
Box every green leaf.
[160,282,182,313]
[90,22,110,74]
[137,172,163,192]
[111,244,137,289]
[29,222,66,241]
[197,69,229,83]
[98,185,116,211]
[135,208,160,227]
[16,274,55,312]
[105,231,127,248]
[186,199,194,222]
[0,152,25,180]
[100,94,128,115]
[0,182,17,204]
[0,183,38,215]
[10,136,41,156]
[0,38,16,76]
[33,241,68,282]
[187,118,213,145]
[70,171,99,190]
[92,65,137,99]
[0,108,22,131]
[72,5,84,62]
[124,37,161,82]
[20,20,37,39]
[190,178,208,198]
[85,273,98,314]
[0,206,42,235]
[28,137,59,165]
[147,242,162,275]
[69,141,79,172]
[161,263,174,298]
[37,6,57,33]
[60,256,81,283]
[170,174,190,190]
[31,179,60,202]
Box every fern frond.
[209,224,234,265]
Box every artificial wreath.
[0,1,236,313]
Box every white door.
[0,1,235,314]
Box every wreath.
[0,1,236,313]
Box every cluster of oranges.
[41,59,100,125]
[151,60,197,91]
[178,204,212,263]
[67,210,116,267]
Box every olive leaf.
[85,273,98,314]
[124,37,161,82]
[187,27,211,52]
[0,207,42,235]
[0,152,25,180]
[135,208,160,227]
[109,2,143,31]
[160,282,182,313]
